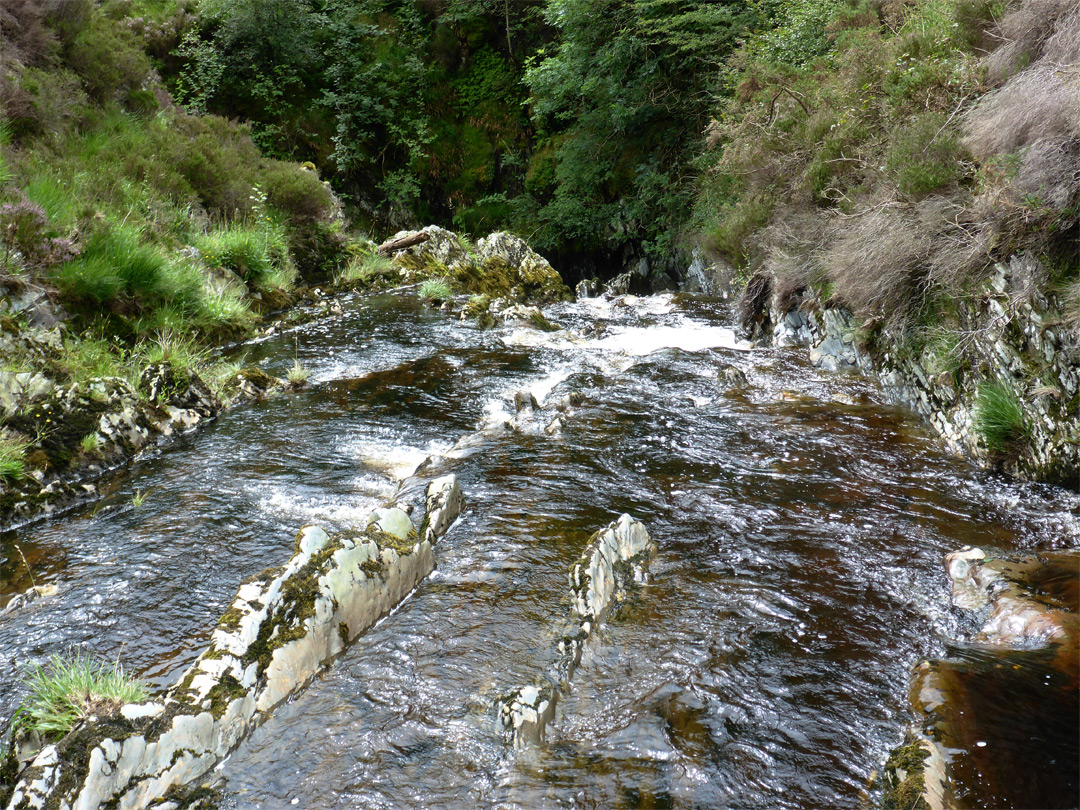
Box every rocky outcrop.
[879,548,1079,810]
[2,476,465,810]
[743,257,1080,485]
[498,514,656,747]
[384,226,572,304]
[1,364,222,527]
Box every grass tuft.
[418,278,453,303]
[0,434,30,482]
[286,359,310,388]
[14,652,149,739]
[335,251,394,286]
[973,380,1029,453]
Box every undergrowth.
[703,0,1078,336]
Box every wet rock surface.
[498,514,657,747]
[747,257,1080,485]
[1,472,465,810]
[893,549,1079,810]
[1,365,224,528]
[386,226,572,304]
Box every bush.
[64,11,153,103]
[14,652,148,740]
[974,379,1029,453]
[260,162,334,223]
[286,219,348,282]
[886,113,967,196]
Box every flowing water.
[1,292,1078,809]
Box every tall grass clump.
[335,251,394,285]
[0,434,30,482]
[14,652,149,739]
[197,220,294,291]
[52,221,201,312]
[973,379,1029,453]
[418,278,452,303]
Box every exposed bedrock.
[2,477,465,810]
[742,256,1080,486]
[498,514,657,748]
[880,548,1078,810]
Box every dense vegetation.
[1,0,1077,479]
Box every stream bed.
[1,291,1078,809]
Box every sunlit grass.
[14,653,149,739]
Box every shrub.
[64,10,152,103]
[260,163,334,223]
[286,219,348,282]
[886,113,967,196]
[974,379,1029,453]
[14,652,148,739]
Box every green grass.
[14,652,149,739]
[335,251,394,285]
[196,220,295,290]
[0,434,30,482]
[80,433,100,455]
[418,278,453,303]
[974,380,1029,453]
[286,359,310,387]
[131,488,148,507]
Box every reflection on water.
[1,291,1077,809]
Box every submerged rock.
[888,548,1080,810]
[499,304,560,332]
[498,514,657,747]
[575,278,600,298]
[717,364,749,390]
[1,583,59,615]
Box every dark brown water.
[1,292,1077,809]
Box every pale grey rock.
[423,474,464,543]
[498,515,656,747]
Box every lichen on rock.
[497,514,656,747]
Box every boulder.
[387,227,571,304]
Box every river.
[1,291,1077,809]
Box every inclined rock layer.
[498,514,657,747]
[3,477,464,810]
[742,256,1079,485]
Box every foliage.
[522,0,759,258]
[14,652,149,739]
[0,434,30,482]
[974,380,1029,453]
[885,113,967,197]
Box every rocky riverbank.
[737,255,1079,488]
[0,229,570,530]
